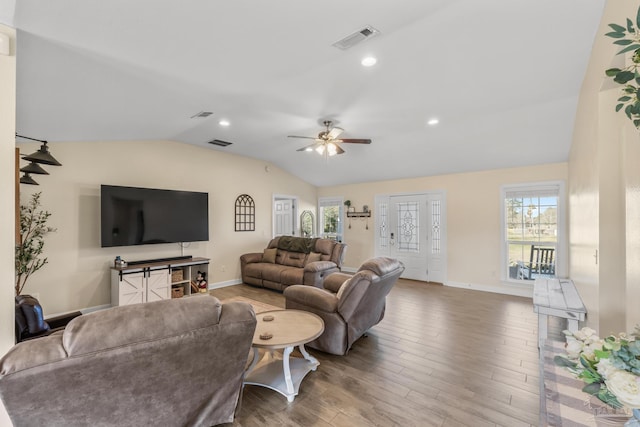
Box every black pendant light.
[20,161,50,175]
[16,133,62,185]
[19,136,62,166]
[19,172,39,185]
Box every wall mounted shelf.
[347,211,371,218]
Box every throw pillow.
[306,252,322,264]
[18,296,50,335]
[263,248,278,263]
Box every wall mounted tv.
[100,185,209,248]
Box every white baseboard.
[47,303,111,319]
[81,304,112,314]
[49,277,530,319]
[445,280,533,298]
[208,278,243,290]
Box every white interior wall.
[319,162,568,297]
[569,0,640,333]
[16,139,317,315]
[0,22,16,427]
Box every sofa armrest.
[303,260,336,273]
[284,285,338,313]
[303,261,339,288]
[323,272,352,293]
[240,253,263,265]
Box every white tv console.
[110,256,210,306]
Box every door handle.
[390,232,395,245]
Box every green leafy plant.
[605,5,640,128]
[15,192,56,296]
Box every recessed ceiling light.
[219,119,230,127]
[427,118,439,126]
[361,56,377,67]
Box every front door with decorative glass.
[375,193,446,283]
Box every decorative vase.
[624,409,640,427]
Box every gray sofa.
[240,236,347,291]
[0,295,257,427]
[284,257,404,355]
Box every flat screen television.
[100,185,209,248]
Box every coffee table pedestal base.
[244,345,319,402]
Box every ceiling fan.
[289,120,371,156]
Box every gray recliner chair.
[0,295,257,427]
[283,257,404,355]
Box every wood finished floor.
[211,280,564,427]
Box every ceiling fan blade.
[334,143,345,155]
[337,138,372,144]
[297,141,323,152]
[288,135,318,140]
[328,127,344,139]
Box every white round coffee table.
[243,309,324,402]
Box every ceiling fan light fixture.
[315,145,325,155]
[327,142,338,156]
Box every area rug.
[221,296,281,313]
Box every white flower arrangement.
[555,325,640,410]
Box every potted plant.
[605,5,640,128]
[15,192,56,296]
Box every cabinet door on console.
[119,272,146,306]
[147,269,170,302]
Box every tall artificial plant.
[605,5,640,128]
[15,192,56,296]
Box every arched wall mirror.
[300,210,315,238]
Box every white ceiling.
[6,0,606,186]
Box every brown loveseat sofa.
[240,236,347,291]
[0,295,256,427]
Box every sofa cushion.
[281,267,305,286]
[305,252,322,265]
[314,239,334,255]
[243,263,264,279]
[280,251,306,268]
[260,263,289,284]
[263,248,277,263]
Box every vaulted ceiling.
[5,1,606,186]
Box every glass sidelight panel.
[396,202,420,253]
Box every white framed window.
[318,197,344,242]
[501,181,566,283]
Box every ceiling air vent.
[332,25,380,50]
[191,111,213,118]
[208,139,232,147]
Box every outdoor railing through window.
[504,185,559,281]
